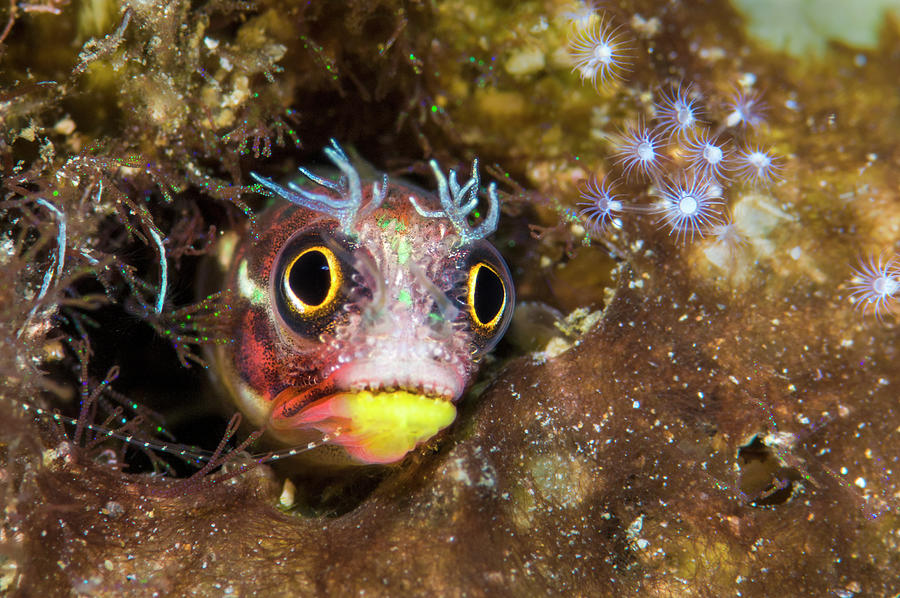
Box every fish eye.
[282,246,341,315]
[462,250,514,353]
[468,262,507,330]
[462,244,514,358]
[272,234,353,338]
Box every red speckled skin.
[220,201,330,414]
[214,199,346,431]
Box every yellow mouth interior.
[295,390,457,464]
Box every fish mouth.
[270,364,464,465]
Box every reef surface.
[1,0,898,596]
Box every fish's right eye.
[272,232,354,338]
[282,246,341,316]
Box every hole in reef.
[736,435,803,507]
[272,463,390,518]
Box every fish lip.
[328,360,465,403]
[270,361,464,429]
[268,363,463,465]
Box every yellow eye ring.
[282,245,342,317]
[467,262,507,331]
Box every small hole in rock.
[736,435,803,507]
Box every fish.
[211,140,514,465]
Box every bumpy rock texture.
[1,0,899,596]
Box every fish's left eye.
[468,262,506,329]
[462,249,514,354]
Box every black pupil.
[289,250,331,306]
[473,265,504,325]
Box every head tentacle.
[251,139,388,236]
[408,158,499,246]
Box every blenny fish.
[211,141,514,465]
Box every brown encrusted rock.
[9,249,899,595]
